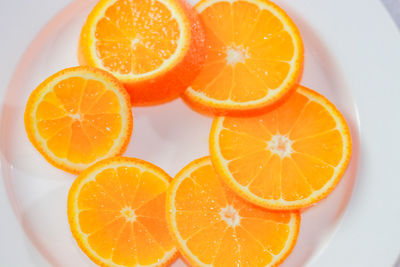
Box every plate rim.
[0,0,399,266]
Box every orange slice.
[182,0,304,116]
[79,0,206,105]
[24,66,132,174]
[68,157,178,267]
[167,156,300,266]
[210,85,352,210]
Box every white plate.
[0,0,399,266]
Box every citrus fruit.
[79,0,206,106]
[210,85,352,210]
[167,156,300,266]
[24,66,133,174]
[182,0,304,116]
[68,157,178,267]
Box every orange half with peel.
[183,0,303,116]
[79,0,206,105]
[210,86,352,209]
[24,66,133,174]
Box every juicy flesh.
[174,162,294,265]
[77,166,174,265]
[218,90,342,201]
[35,77,122,163]
[191,1,294,102]
[94,0,181,75]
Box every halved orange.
[182,0,303,116]
[210,86,352,210]
[24,66,132,174]
[68,157,178,267]
[79,0,206,105]
[167,156,300,266]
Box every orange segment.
[87,217,126,259]
[210,85,352,209]
[235,226,273,266]
[182,0,303,116]
[247,154,281,200]
[24,66,133,174]
[166,157,300,266]
[134,222,166,265]
[79,0,206,105]
[68,157,178,267]
[112,223,136,266]
[136,194,174,251]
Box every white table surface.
[1,0,400,266]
